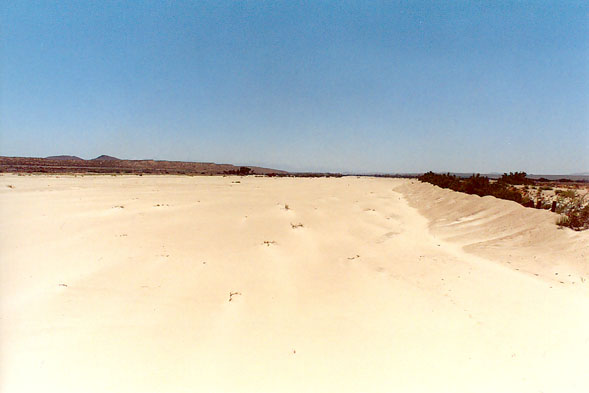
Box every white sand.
[1,175,588,393]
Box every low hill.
[0,156,287,176]
[46,155,83,160]
[92,155,120,161]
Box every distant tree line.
[223,166,252,175]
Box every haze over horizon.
[1,1,587,174]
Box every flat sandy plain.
[1,174,588,393]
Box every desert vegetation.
[555,193,589,231]
[498,171,534,185]
[419,172,523,203]
[223,166,252,175]
[419,171,589,231]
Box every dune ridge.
[396,180,589,286]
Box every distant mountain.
[92,155,120,161]
[46,155,84,160]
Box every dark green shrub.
[499,172,534,185]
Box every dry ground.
[1,175,588,392]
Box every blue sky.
[1,1,587,173]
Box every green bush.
[499,172,534,185]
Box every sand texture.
[1,175,588,392]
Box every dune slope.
[395,180,589,284]
[1,175,588,393]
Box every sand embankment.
[1,175,588,392]
[396,180,589,285]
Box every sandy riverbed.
[1,174,588,392]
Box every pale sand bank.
[1,175,588,392]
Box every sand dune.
[1,175,588,392]
[396,181,589,285]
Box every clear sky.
[1,1,587,174]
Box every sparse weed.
[228,291,242,302]
[557,215,571,227]
[555,189,577,199]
